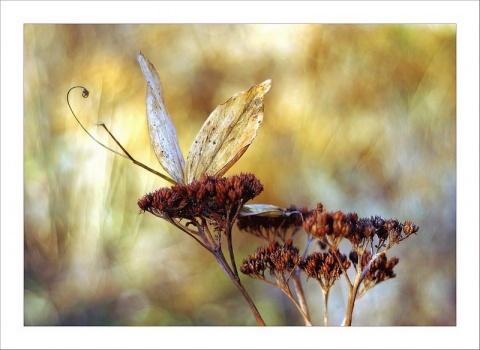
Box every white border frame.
[2,1,479,349]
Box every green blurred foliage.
[24,24,455,326]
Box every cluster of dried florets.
[240,239,302,279]
[138,173,420,326]
[303,203,419,250]
[300,250,351,290]
[238,202,419,300]
[138,173,263,229]
[138,173,264,254]
[349,250,400,297]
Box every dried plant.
[138,173,267,325]
[238,203,419,325]
[68,52,420,326]
[135,174,419,326]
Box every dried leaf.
[239,204,296,218]
[137,52,185,183]
[185,79,271,183]
[138,52,271,184]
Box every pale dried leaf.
[185,79,272,183]
[137,52,185,184]
[239,204,295,217]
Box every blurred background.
[24,24,455,326]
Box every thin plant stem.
[291,269,312,325]
[168,219,210,250]
[226,229,239,277]
[276,277,313,326]
[67,86,176,185]
[322,286,330,326]
[212,248,266,326]
[225,209,240,278]
[343,250,386,326]
[343,272,361,326]
[166,216,265,325]
[98,123,176,185]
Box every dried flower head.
[303,203,420,251]
[303,203,358,250]
[300,250,351,290]
[139,173,261,218]
[349,250,399,296]
[403,220,420,237]
[138,173,263,250]
[240,239,301,280]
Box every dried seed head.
[299,250,351,289]
[240,240,301,279]
[138,173,263,227]
[403,220,420,236]
[361,251,400,287]
[303,203,420,250]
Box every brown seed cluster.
[403,220,420,236]
[303,203,419,248]
[240,239,301,279]
[240,239,351,291]
[138,173,263,226]
[299,250,351,289]
[350,250,399,291]
[239,202,419,294]
[236,205,308,243]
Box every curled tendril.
[66,85,176,184]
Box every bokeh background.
[24,24,456,326]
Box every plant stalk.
[212,249,266,326]
[323,287,330,326]
[292,270,312,326]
